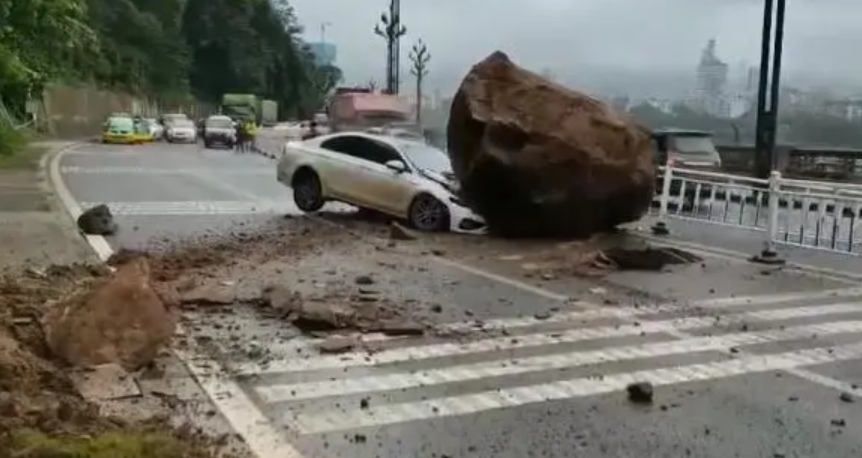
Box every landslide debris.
[0,264,232,458]
[42,257,179,370]
[447,51,655,238]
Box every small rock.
[831,418,846,427]
[430,248,446,256]
[533,311,552,320]
[261,285,303,314]
[318,335,357,354]
[626,382,654,404]
[430,304,443,313]
[389,222,417,241]
[377,320,425,336]
[354,275,375,285]
[840,392,855,403]
[359,398,370,409]
[589,287,607,295]
[77,204,118,235]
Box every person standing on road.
[235,119,250,153]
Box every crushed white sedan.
[276,132,486,234]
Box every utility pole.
[320,21,332,44]
[754,0,786,179]
[409,39,430,127]
[374,0,406,94]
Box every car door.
[316,136,378,207]
[347,138,416,215]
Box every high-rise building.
[691,39,730,117]
[306,42,337,66]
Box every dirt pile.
[447,51,655,238]
[42,258,178,370]
[0,265,230,458]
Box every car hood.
[419,168,460,194]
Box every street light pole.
[754,0,786,179]
[409,40,430,127]
[374,0,407,94]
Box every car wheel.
[292,170,325,212]
[408,193,450,232]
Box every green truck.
[220,94,278,126]
[221,93,259,123]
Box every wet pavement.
[58,140,862,458]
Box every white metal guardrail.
[651,163,862,259]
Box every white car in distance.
[165,119,197,143]
[276,132,486,234]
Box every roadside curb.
[37,141,106,265]
[45,142,115,261]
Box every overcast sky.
[289,0,860,94]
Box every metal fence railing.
[651,163,862,259]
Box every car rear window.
[672,135,718,154]
[206,118,233,128]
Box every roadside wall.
[36,85,215,138]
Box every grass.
[2,429,214,458]
[0,145,45,170]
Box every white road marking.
[173,329,306,458]
[229,299,862,375]
[256,320,862,403]
[61,166,271,175]
[291,341,862,435]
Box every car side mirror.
[385,160,407,173]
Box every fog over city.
[291,0,862,97]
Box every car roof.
[652,128,713,137]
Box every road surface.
[57,140,862,458]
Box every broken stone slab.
[69,363,141,401]
[447,51,654,238]
[319,335,359,354]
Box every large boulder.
[42,257,178,370]
[447,51,655,238]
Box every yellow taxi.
[101,116,137,144]
[131,118,156,143]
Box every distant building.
[690,39,730,117]
[645,98,674,114]
[823,99,862,121]
[306,42,337,66]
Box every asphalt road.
[58,140,862,458]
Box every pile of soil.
[0,264,234,457]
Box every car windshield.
[107,117,134,130]
[206,118,233,128]
[672,135,718,154]
[397,141,452,174]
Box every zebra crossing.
[177,285,862,448]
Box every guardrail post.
[651,162,673,235]
[751,170,785,264]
